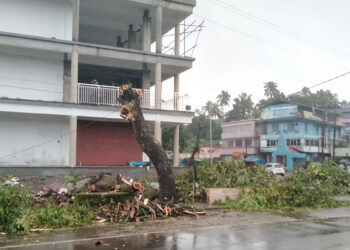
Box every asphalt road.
[2,208,350,250]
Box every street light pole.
[209,103,213,165]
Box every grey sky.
[164,0,350,110]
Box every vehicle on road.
[264,163,286,176]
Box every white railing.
[77,83,190,112]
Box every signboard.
[261,104,298,120]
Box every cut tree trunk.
[118,84,176,201]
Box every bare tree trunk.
[119,84,176,201]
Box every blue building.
[260,101,342,170]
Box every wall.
[0,113,70,166]
[0,49,64,102]
[0,0,72,40]
[76,121,142,166]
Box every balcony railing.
[77,83,190,112]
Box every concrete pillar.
[142,10,151,52]
[70,49,78,103]
[72,0,80,41]
[69,49,78,167]
[173,24,181,166]
[154,62,162,143]
[155,5,162,53]
[142,63,151,90]
[173,125,180,166]
[175,24,180,56]
[128,25,136,49]
[69,116,77,167]
[117,36,124,47]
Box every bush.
[0,183,33,233]
[176,160,350,210]
[21,203,95,230]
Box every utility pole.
[321,113,325,163]
[209,103,213,165]
[333,111,337,160]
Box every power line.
[0,109,121,160]
[206,0,350,62]
[193,14,349,69]
[0,84,62,94]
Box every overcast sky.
[163,0,350,110]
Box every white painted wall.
[0,113,70,166]
[0,0,73,40]
[0,49,64,102]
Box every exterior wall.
[0,49,64,102]
[0,113,70,166]
[0,0,73,40]
[76,121,142,166]
[221,120,261,157]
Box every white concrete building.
[0,0,196,167]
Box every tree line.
[162,82,349,153]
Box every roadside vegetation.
[176,160,350,211]
[0,180,95,234]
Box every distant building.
[221,120,265,161]
[260,101,342,170]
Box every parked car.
[264,163,286,176]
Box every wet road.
[2,209,350,250]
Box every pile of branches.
[98,193,206,223]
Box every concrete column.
[175,24,180,56]
[173,24,181,166]
[142,10,151,52]
[128,25,136,49]
[142,63,151,90]
[154,62,162,143]
[173,125,180,166]
[72,0,80,41]
[69,116,77,167]
[70,49,78,103]
[155,5,162,53]
[155,62,162,109]
[69,49,78,167]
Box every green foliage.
[64,175,80,186]
[0,182,33,233]
[175,160,275,201]
[176,160,350,210]
[225,93,255,122]
[21,203,95,229]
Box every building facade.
[221,120,265,161]
[0,0,196,167]
[260,102,342,170]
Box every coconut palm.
[263,81,280,99]
[216,90,231,107]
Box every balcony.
[77,83,190,112]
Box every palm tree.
[216,90,231,107]
[263,81,279,99]
[202,101,223,119]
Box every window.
[236,139,243,147]
[297,139,301,146]
[287,139,291,146]
[315,140,319,146]
[267,140,271,147]
[245,139,252,147]
[287,123,295,131]
[272,124,279,133]
[306,140,310,146]
[270,140,278,146]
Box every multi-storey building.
[0,0,196,167]
[260,101,342,170]
[221,120,265,160]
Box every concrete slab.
[205,188,241,204]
